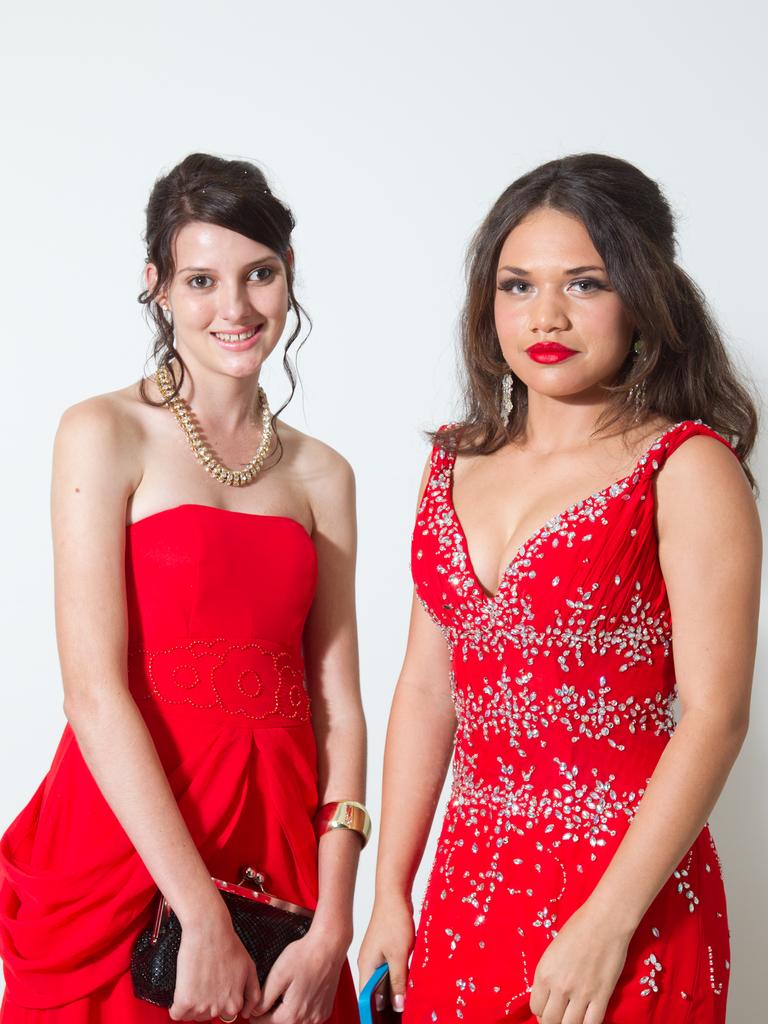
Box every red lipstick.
[526,342,578,364]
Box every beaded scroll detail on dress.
[402,420,736,1024]
[128,638,311,724]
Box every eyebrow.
[499,264,606,276]
[176,256,282,275]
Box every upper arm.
[398,453,453,702]
[301,444,360,714]
[656,435,761,729]
[415,454,432,507]
[52,397,143,707]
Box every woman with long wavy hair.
[0,153,367,1023]
[359,153,760,1024]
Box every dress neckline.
[446,420,686,604]
[127,502,312,541]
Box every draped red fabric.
[402,421,735,1023]
[0,507,357,1021]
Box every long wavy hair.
[434,153,759,490]
[137,152,309,446]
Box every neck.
[169,352,266,434]
[522,390,620,454]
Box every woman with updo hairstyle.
[0,153,366,1022]
[359,153,760,1024]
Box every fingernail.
[393,993,405,1011]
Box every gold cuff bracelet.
[314,800,371,848]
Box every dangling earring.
[501,372,515,420]
[627,337,647,422]
[162,305,173,326]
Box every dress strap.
[428,422,460,472]
[417,423,460,512]
[636,419,740,483]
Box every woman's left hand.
[247,928,348,1023]
[528,900,633,1024]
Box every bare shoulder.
[56,383,146,447]
[658,428,750,495]
[277,420,355,487]
[656,427,759,542]
[276,420,355,533]
[53,382,149,496]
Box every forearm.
[374,677,456,901]
[64,683,223,925]
[311,707,366,945]
[586,706,748,932]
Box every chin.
[216,355,267,379]
[521,364,621,398]
[516,371,580,395]
[211,336,275,374]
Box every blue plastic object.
[358,963,391,1023]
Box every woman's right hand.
[169,902,261,1021]
[357,895,415,1014]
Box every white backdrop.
[0,1,766,1017]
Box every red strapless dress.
[404,420,736,1023]
[0,505,357,1021]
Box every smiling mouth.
[211,326,261,342]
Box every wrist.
[174,883,230,931]
[374,871,414,902]
[307,914,353,956]
[372,888,415,913]
[582,886,641,938]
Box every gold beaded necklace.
[154,362,273,487]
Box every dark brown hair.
[137,152,308,426]
[435,152,759,490]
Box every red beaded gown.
[404,420,736,1024]
[0,504,358,1021]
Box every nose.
[217,280,255,323]
[528,288,569,334]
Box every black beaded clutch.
[130,866,314,1008]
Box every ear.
[284,247,295,271]
[145,262,168,308]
